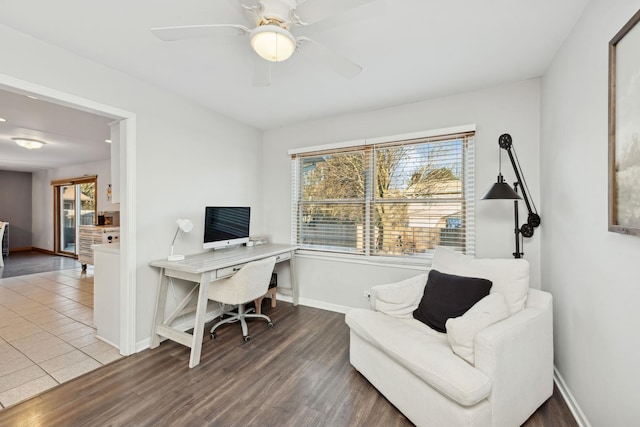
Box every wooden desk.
[149,243,298,368]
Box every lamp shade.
[250,25,296,62]
[176,218,193,233]
[168,218,193,261]
[481,174,522,200]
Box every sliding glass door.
[53,177,97,256]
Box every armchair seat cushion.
[346,308,492,406]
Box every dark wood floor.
[0,302,577,426]
[0,250,81,278]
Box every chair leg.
[210,314,239,336]
[210,303,274,341]
[237,304,249,338]
[269,287,277,308]
[255,288,276,314]
[254,296,264,314]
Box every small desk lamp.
[168,218,193,261]
[481,134,541,258]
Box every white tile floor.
[0,268,122,409]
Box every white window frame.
[290,125,476,266]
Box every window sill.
[294,249,432,271]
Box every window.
[291,128,475,260]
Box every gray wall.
[541,0,640,425]
[262,79,541,310]
[0,24,263,346]
[0,170,32,250]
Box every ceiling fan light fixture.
[13,137,47,150]
[250,25,296,62]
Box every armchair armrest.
[473,289,553,427]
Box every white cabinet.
[93,243,120,348]
[79,226,120,269]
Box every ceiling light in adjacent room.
[105,139,112,143]
[0,117,7,122]
[250,24,296,62]
[13,138,47,150]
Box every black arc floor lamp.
[481,133,541,258]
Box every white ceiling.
[0,0,589,172]
[0,89,112,173]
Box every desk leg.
[150,268,168,349]
[289,252,298,306]
[189,274,209,368]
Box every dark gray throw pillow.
[413,269,492,333]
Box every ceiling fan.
[151,0,374,86]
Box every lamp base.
[167,254,185,261]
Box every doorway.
[53,176,97,256]
[0,74,136,356]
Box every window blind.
[291,131,475,259]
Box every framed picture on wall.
[609,8,640,236]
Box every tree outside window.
[293,133,474,258]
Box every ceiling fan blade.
[226,0,262,20]
[151,24,249,41]
[296,37,362,79]
[294,0,376,25]
[252,58,271,87]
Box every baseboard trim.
[277,293,351,314]
[32,247,56,255]
[96,334,120,351]
[7,246,41,253]
[136,337,151,353]
[554,367,591,427]
[11,246,74,257]
[135,308,224,353]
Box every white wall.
[541,1,640,425]
[263,79,542,310]
[0,24,263,345]
[32,159,113,251]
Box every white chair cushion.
[446,293,510,365]
[370,273,428,318]
[432,246,530,314]
[346,308,492,406]
[208,257,276,305]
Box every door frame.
[0,73,137,356]
[52,176,98,256]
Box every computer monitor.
[203,206,250,250]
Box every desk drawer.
[215,252,291,279]
[216,263,246,278]
[274,252,291,263]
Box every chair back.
[229,256,277,302]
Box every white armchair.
[345,248,554,427]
